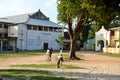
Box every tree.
[55,34,64,49]
[57,0,120,60]
[110,15,120,27]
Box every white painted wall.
[8,25,18,37]
[8,24,61,50]
[17,24,27,50]
[26,30,61,50]
[95,26,110,51]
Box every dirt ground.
[0,51,120,80]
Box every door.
[43,43,48,50]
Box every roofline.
[109,27,120,30]
[0,21,16,24]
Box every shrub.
[97,40,104,45]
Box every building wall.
[16,24,61,50]
[26,30,61,50]
[17,24,27,50]
[110,30,120,47]
[87,39,95,50]
[8,25,18,37]
[8,25,19,51]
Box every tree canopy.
[57,0,120,59]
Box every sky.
[0,0,57,23]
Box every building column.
[0,23,5,51]
[0,41,3,51]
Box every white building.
[0,10,62,51]
[95,26,110,51]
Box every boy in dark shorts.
[57,54,64,68]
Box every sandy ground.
[0,51,120,80]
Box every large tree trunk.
[67,14,88,60]
[69,39,79,59]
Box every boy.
[57,54,64,68]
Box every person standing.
[57,54,64,68]
[46,48,50,61]
[60,48,62,54]
[49,47,52,61]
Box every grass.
[98,53,120,58]
[0,69,70,80]
[11,64,85,69]
[0,50,45,58]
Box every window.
[33,26,37,30]
[4,24,8,29]
[54,27,58,32]
[111,30,114,36]
[4,33,8,37]
[27,25,32,30]
[49,27,53,32]
[0,24,2,28]
[38,26,43,31]
[44,27,48,31]
[0,34,2,38]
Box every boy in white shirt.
[57,54,64,68]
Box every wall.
[17,24,27,50]
[103,47,120,54]
[8,25,18,37]
[26,30,61,50]
[110,29,120,47]
[87,39,95,50]
[8,24,61,50]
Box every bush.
[97,40,104,45]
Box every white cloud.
[44,0,56,7]
[0,0,35,17]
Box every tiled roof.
[26,19,62,28]
[0,13,33,24]
[0,10,62,28]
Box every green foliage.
[0,51,45,58]
[55,34,64,48]
[11,64,83,69]
[57,0,120,57]
[88,29,95,39]
[57,0,86,24]
[81,24,91,41]
[110,15,120,27]
[82,0,120,26]
[97,40,104,45]
[0,69,69,80]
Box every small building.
[95,26,110,51]
[0,10,62,51]
[95,26,120,53]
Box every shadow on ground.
[0,69,120,80]
[0,69,70,80]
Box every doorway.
[43,43,48,50]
